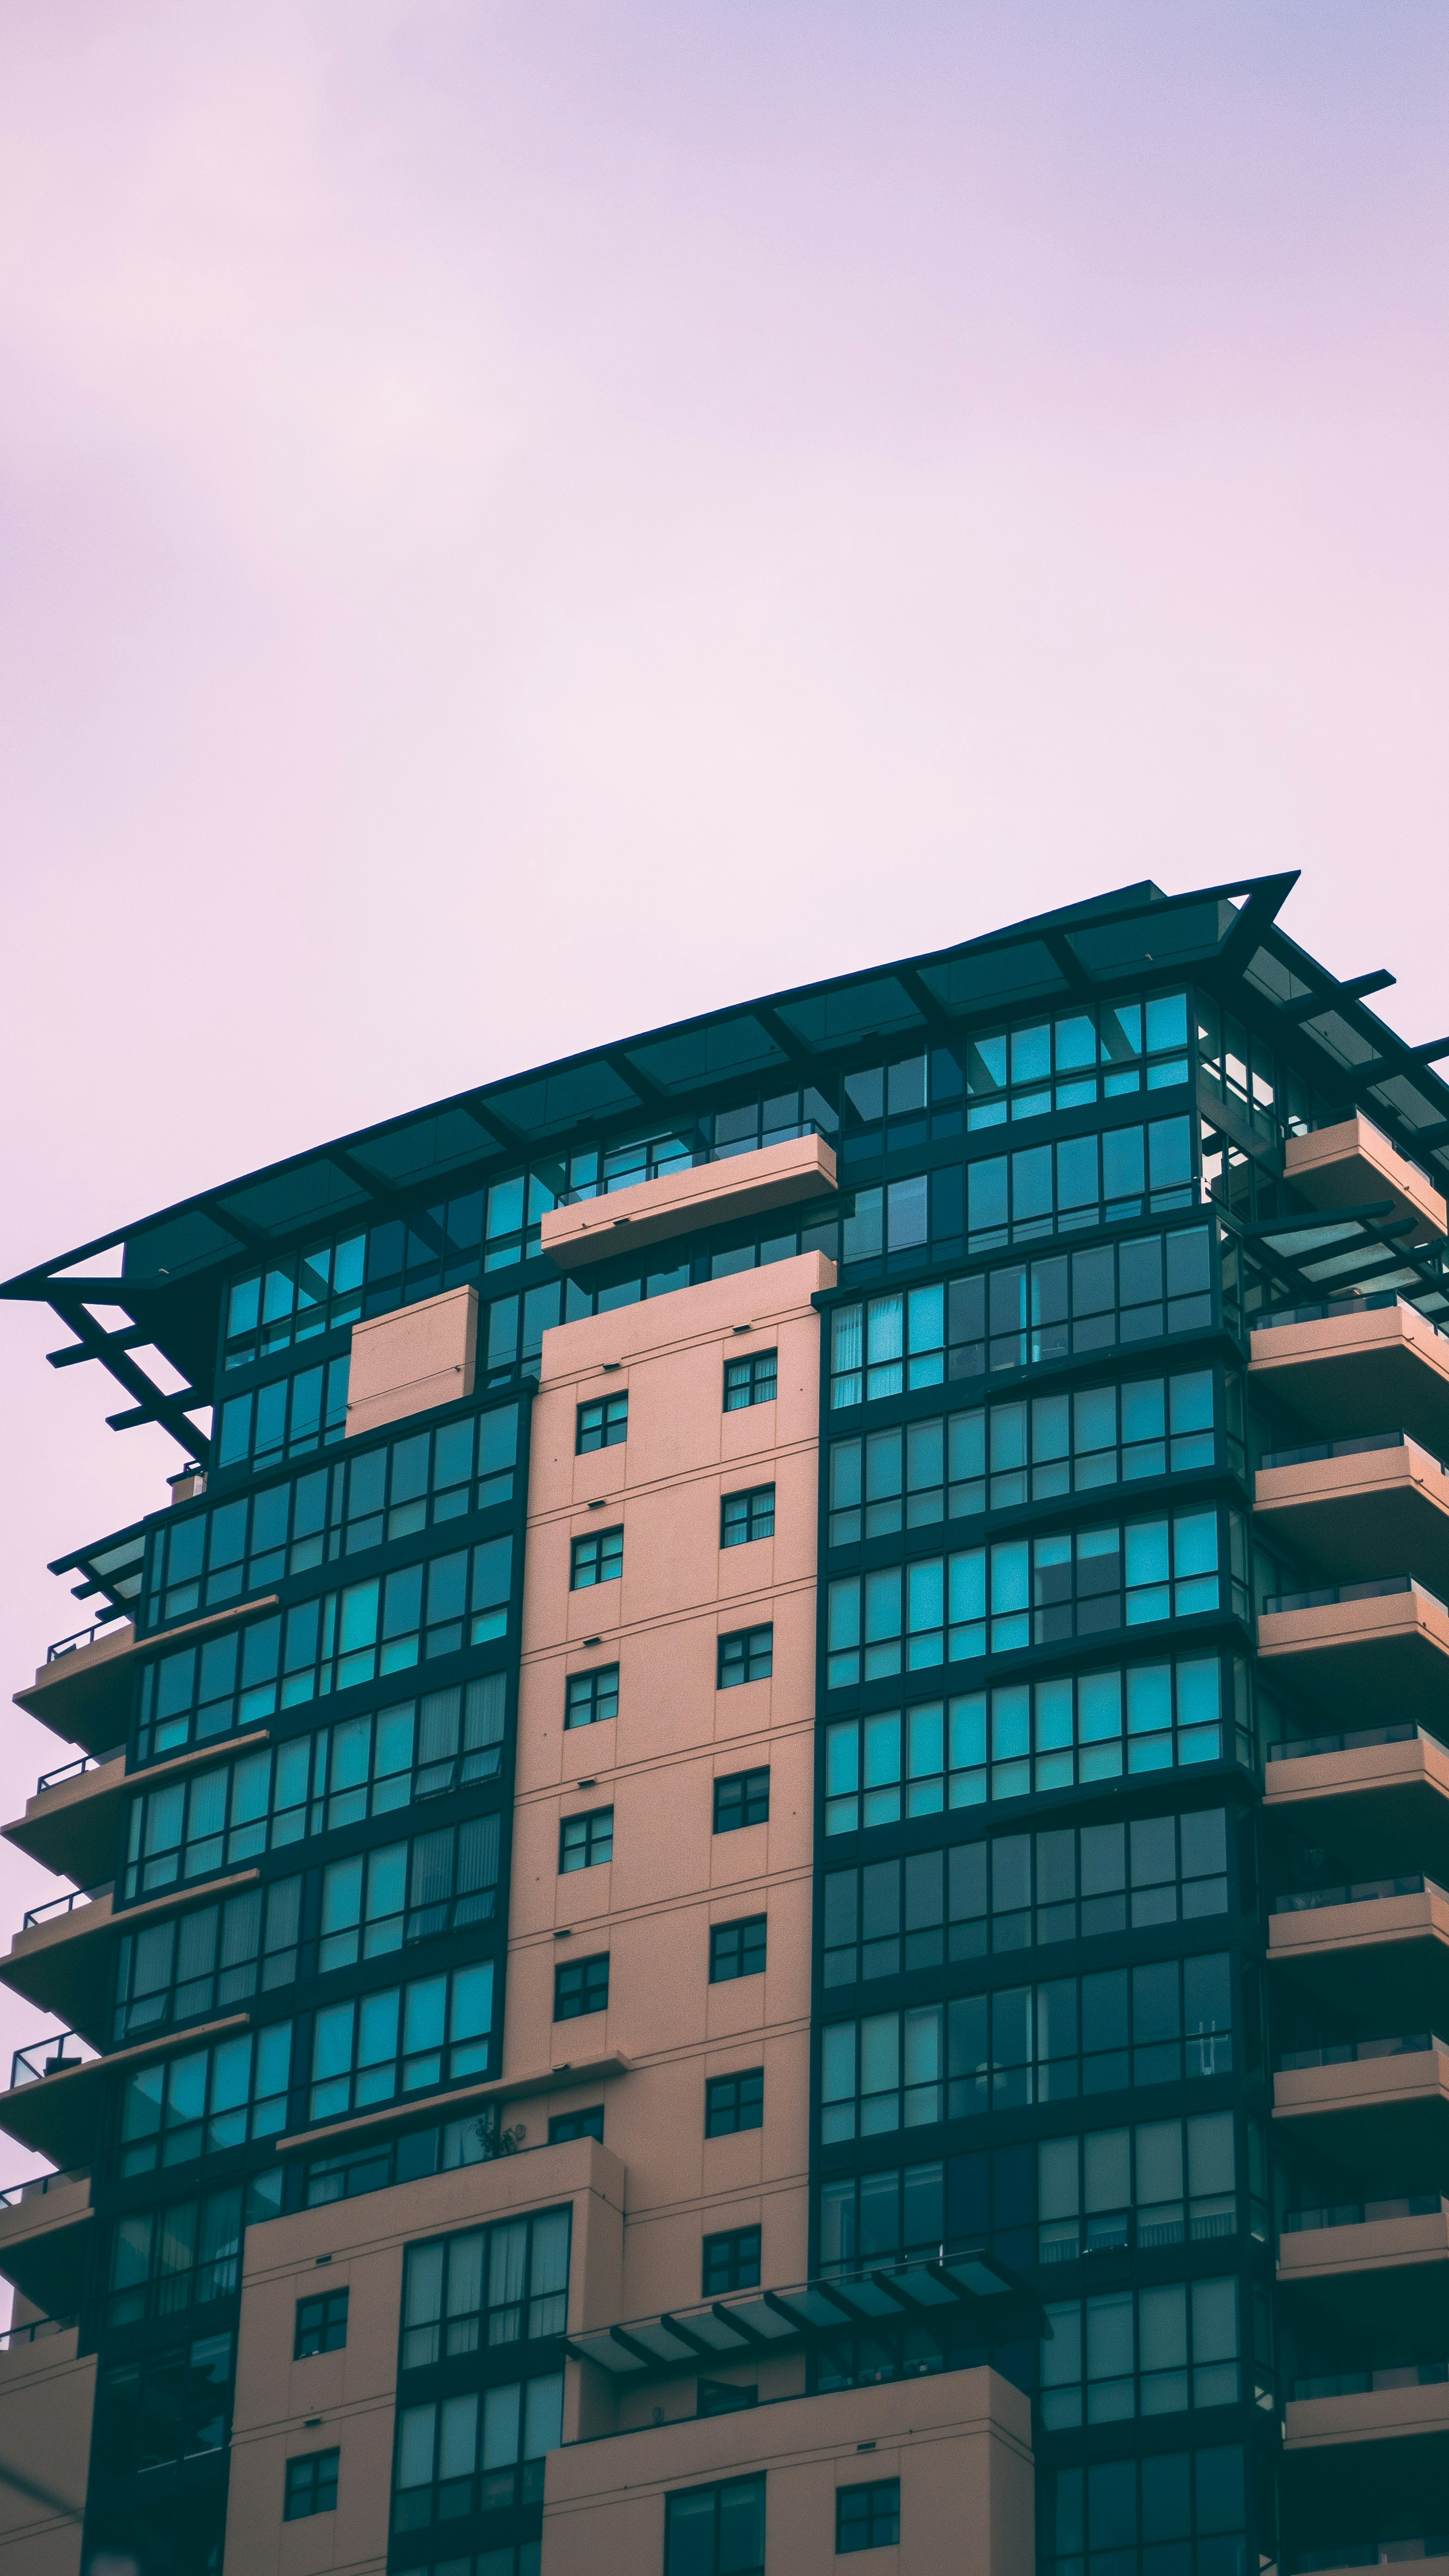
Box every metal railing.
[1278,2033,1448,2073]
[9,2033,95,2091]
[1254,1292,1449,1346]
[0,2313,76,2352]
[1282,2196,1448,2236]
[1268,1724,1422,1762]
[1273,1875,1435,1916]
[45,1624,116,1664]
[21,1884,112,1932]
[1293,2361,1449,2400]
[1260,1429,1449,1477]
[1289,2541,1449,2572]
[1262,1574,1425,1615]
[0,2167,87,2211]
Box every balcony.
[0,2313,79,2374]
[0,1885,117,2041]
[1285,1117,1448,1249]
[1250,1299,1449,1456]
[2,1746,127,1888]
[1255,1437,1449,1596]
[1286,2361,1449,2451]
[1274,2037,1449,2186]
[1257,1579,1449,1728]
[1269,1881,1449,2029]
[539,1132,837,1270]
[0,2031,102,2170]
[1280,2199,1449,2340]
[1266,1731,1449,1882]
[12,1621,137,1758]
[0,2167,91,2316]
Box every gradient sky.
[2,1,1448,2170]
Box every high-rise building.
[1,873,1447,2576]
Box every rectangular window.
[714,1768,770,1832]
[822,1653,1242,1832]
[127,1672,508,1888]
[565,1665,619,1728]
[722,1486,776,1547]
[134,1550,514,1763]
[577,1393,628,1453]
[822,1809,1231,1986]
[213,1355,352,1480]
[724,1350,778,1410]
[710,1916,767,1982]
[702,2227,762,2295]
[718,1626,773,1688]
[665,2477,766,2576]
[706,2070,764,2136]
[392,2370,563,2532]
[194,1391,517,1593]
[400,2208,570,2367]
[295,2289,349,2357]
[829,1225,1214,1409]
[838,2479,901,2552]
[106,2180,257,2326]
[827,1368,1216,1545]
[571,1528,622,1590]
[554,1954,609,2021]
[817,2160,944,2278]
[699,2379,758,2416]
[1037,2109,1244,2263]
[819,1953,1232,2140]
[285,2449,340,2519]
[94,2331,233,2479]
[560,1808,614,1872]
[119,2024,294,2178]
[113,1874,302,2044]
[1044,2441,1249,2576]
[1041,2276,1244,2427]
[308,1961,495,2120]
[824,1506,1235,1689]
[317,1812,501,1972]
[548,2105,604,2145]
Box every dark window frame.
[294,2288,349,2358]
[560,1807,614,1873]
[710,1916,767,1983]
[702,2225,762,2295]
[713,1768,770,1832]
[577,1393,629,1453]
[718,1626,773,1689]
[554,1953,611,2021]
[722,1486,776,1548]
[724,1350,778,1411]
[566,1664,619,1727]
[837,2478,901,2552]
[705,2068,764,2137]
[570,1527,624,1590]
[285,2448,340,2521]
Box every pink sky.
[2,1,1448,2172]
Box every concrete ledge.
[1286,1116,1447,1247]
[540,1136,836,1271]
[346,1283,478,1439]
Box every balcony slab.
[1256,1442,1449,1596]
[1286,2375,1449,2450]
[1266,1735,1449,1881]
[1285,1118,1447,1249]
[1257,1585,1449,1728]
[0,2171,91,2316]
[1269,1886,1449,2029]
[1273,2049,1449,2191]
[540,1135,836,1271]
[1279,2208,1449,2342]
[1249,1302,1449,1457]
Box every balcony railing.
[1293,2360,1449,2399]
[1282,2196,1449,2235]
[21,1883,113,1932]
[1039,2198,1240,2262]
[1255,1293,1449,1346]
[0,2313,76,2351]
[105,2252,241,2327]
[1273,1876,1436,1915]
[9,2033,95,2091]
[1268,1724,1422,1762]
[34,1753,102,1795]
[1261,1432,1419,1471]
[0,2166,87,2211]
[1289,2541,1449,2572]
[1278,2033,1448,2073]
[45,1622,125,1664]
[1262,1576,1424,1616]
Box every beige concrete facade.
[1284,1116,1449,1247]
[1265,1731,1449,1881]
[0,2328,91,2576]
[1268,1884,1449,2027]
[1249,1300,1449,1457]
[1256,1584,1449,1727]
[345,1282,478,1440]
[539,1136,836,1270]
[1284,2375,1449,2449]
[540,2366,1034,2576]
[1254,1438,1449,1595]
[509,1252,831,2347]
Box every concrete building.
[0,873,1447,2576]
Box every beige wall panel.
[0,2338,91,2576]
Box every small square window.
[713,1768,770,1832]
[705,2069,763,2136]
[837,2479,901,2552]
[718,1626,773,1689]
[294,2289,348,2358]
[285,2449,340,2521]
[549,2104,605,2145]
[710,1916,767,1982]
[722,1486,775,1548]
[698,2378,758,2416]
[724,1351,778,1411]
[702,2226,761,2295]
[577,1393,629,1453]
[560,1807,614,1872]
[666,2475,766,2576]
[571,1527,623,1590]
[566,1664,619,1727]
[554,1953,611,2021]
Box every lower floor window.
[837,2479,901,2552]
[285,2448,339,2519]
[665,2475,767,2576]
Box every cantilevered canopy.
[5,870,1449,1459]
[566,2251,1025,2379]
